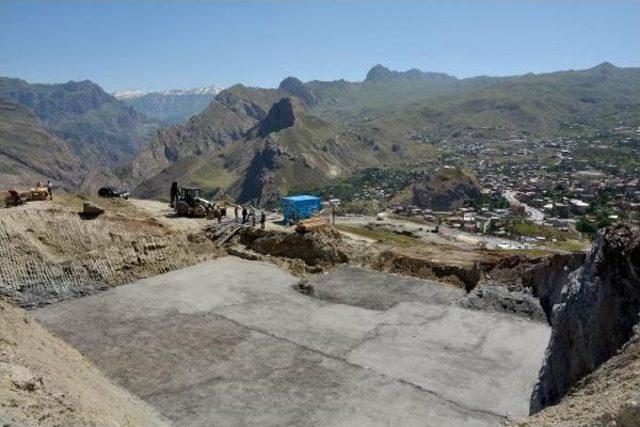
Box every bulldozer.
[174,187,212,217]
[26,186,49,201]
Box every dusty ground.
[36,257,550,426]
[0,194,222,307]
[128,198,216,232]
[0,299,169,426]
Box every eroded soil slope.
[0,196,222,308]
[0,299,170,426]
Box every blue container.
[282,195,322,223]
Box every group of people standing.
[234,204,266,229]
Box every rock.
[0,363,41,392]
[293,279,314,295]
[81,200,105,217]
[530,223,640,413]
[617,400,640,427]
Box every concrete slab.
[307,265,465,310]
[35,257,549,426]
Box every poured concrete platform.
[35,257,550,426]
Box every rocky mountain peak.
[279,77,318,107]
[365,64,395,81]
[257,97,306,137]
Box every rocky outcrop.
[530,223,640,413]
[411,167,481,211]
[256,97,304,137]
[481,252,585,322]
[236,138,285,204]
[518,329,640,426]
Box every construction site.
[1,191,639,426]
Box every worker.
[260,210,266,229]
[170,182,178,207]
[242,206,247,224]
[234,205,239,223]
[47,180,53,200]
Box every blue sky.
[1,1,639,92]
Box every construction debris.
[295,216,328,233]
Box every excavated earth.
[34,257,550,426]
[4,198,638,426]
[0,300,169,426]
[0,198,222,308]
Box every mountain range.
[114,85,223,125]
[2,63,639,201]
[122,62,640,203]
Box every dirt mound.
[0,202,222,308]
[238,226,350,266]
[410,167,481,211]
[371,250,482,290]
[0,299,169,426]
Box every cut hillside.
[0,299,170,426]
[0,195,222,308]
[0,77,158,169]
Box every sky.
[1,1,639,92]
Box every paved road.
[503,190,545,223]
[36,257,549,426]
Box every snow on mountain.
[113,85,223,100]
[113,89,147,100]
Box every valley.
[1,54,640,427]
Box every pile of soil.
[0,299,169,426]
[238,226,350,266]
[371,250,481,290]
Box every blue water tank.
[282,195,322,223]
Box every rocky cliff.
[530,223,640,413]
